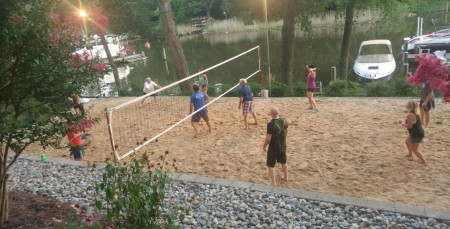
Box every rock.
[411,222,423,229]
[6,158,450,229]
[237,213,246,221]
[427,218,437,226]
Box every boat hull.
[353,60,396,82]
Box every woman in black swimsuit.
[402,100,427,166]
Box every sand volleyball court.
[26,97,450,210]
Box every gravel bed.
[8,159,450,228]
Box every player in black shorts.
[263,107,288,185]
[419,82,433,128]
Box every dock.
[113,52,147,65]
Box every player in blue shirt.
[190,84,212,135]
[238,78,258,130]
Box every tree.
[281,0,300,92]
[88,7,122,91]
[98,0,162,41]
[157,0,191,94]
[407,54,450,103]
[0,1,104,225]
[81,6,122,91]
[338,0,356,79]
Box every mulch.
[2,189,106,229]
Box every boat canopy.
[360,40,392,46]
[356,54,394,63]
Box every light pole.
[223,11,228,20]
[263,0,271,96]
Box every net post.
[105,108,119,161]
[258,45,265,90]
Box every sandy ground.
[26,96,450,210]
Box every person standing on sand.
[67,124,85,161]
[72,95,85,117]
[263,107,289,185]
[141,77,162,105]
[72,95,91,140]
[190,84,211,135]
[419,81,433,128]
[238,78,258,130]
[199,68,209,96]
[402,100,427,166]
[306,65,319,112]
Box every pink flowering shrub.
[92,63,107,71]
[77,119,96,132]
[88,7,109,35]
[407,54,450,103]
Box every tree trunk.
[100,35,121,91]
[338,0,357,80]
[0,143,8,226]
[0,174,9,226]
[281,0,299,93]
[206,0,211,18]
[157,0,191,94]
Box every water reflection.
[96,15,437,97]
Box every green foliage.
[98,0,162,41]
[247,82,262,96]
[0,1,104,173]
[345,81,365,97]
[324,79,348,97]
[392,76,419,97]
[365,80,394,97]
[269,81,289,97]
[292,81,308,96]
[222,83,239,97]
[95,153,186,228]
[434,89,442,98]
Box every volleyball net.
[106,46,263,160]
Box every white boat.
[74,44,125,60]
[353,40,396,82]
[403,28,450,53]
[411,34,450,55]
[101,66,131,84]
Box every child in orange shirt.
[67,126,84,161]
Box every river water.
[99,13,447,97]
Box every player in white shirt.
[141,77,162,105]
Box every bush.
[365,81,393,97]
[324,79,348,96]
[345,81,365,97]
[95,153,186,228]
[392,76,419,97]
[269,81,289,97]
[247,82,262,96]
[434,89,442,98]
[292,81,308,96]
[221,83,239,97]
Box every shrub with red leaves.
[407,54,450,103]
